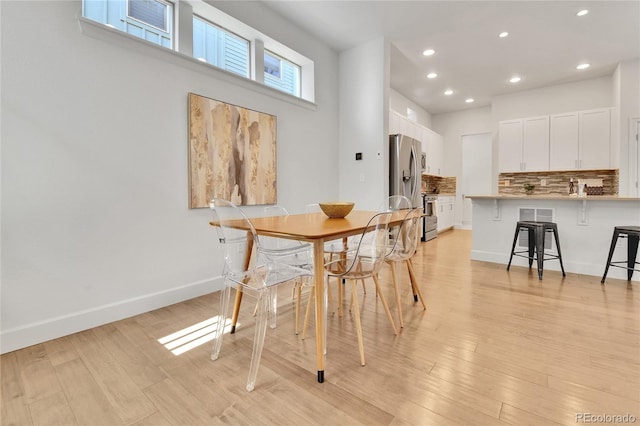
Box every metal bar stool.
[507,221,566,280]
[601,226,640,284]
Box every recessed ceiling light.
[465,98,474,103]
[427,72,438,79]
[423,49,435,56]
[498,31,509,38]
[577,9,589,16]
[509,76,521,83]
[576,63,590,70]
[444,89,453,96]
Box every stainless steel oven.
[422,194,438,242]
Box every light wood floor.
[3,230,639,425]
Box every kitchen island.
[467,195,640,281]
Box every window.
[193,17,250,78]
[83,0,173,48]
[264,51,300,97]
[81,0,314,102]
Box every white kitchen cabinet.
[549,112,579,170]
[498,116,549,172]
[580,108,611,169]
[549,108,611,170]
[423,127,443,175]
[437,195,455,232]
[390,109,444,176]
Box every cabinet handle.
[575,159,578,169]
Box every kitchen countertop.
[466,194,640,201]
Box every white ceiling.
[261,1,640,115]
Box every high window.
[83,0,173,48]
[264,51,300,97]
[193,17,250,78]
[81,0,314,103]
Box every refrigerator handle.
[410,144,419,204]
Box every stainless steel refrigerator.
[389,134,422,208]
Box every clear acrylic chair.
[259,205,313,333]
[306,203,361,315]
[304,212,397,366]
[209,199,314,391]
[383,207,426,328]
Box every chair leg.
[246,289,271,392]
[294,284,302,335]
[372,274,398,335]
[406,258,426,310]
[535,226,545,280]
[349,280,366,366]
[211,285,232,361]
[528,228,535,269]
[507,225,520,271]
[552,227,566,276]
[627,234,639,280]
[269,290,278,329]
[389,261,404,328]
[601,230,619,284]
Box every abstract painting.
[188,93,277,208]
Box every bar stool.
[507,221,566,280]
[601,226,640,284]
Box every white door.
[462,133,493,229]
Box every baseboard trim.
[0,277,222,354]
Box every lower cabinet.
[437,196,455,232]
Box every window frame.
[126,0,173,33]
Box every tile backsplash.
[422,175,457,194]
[498,169,618,196]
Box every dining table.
[210,209,411,383]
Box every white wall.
[613,59,640,196]
[431,107,492,226]
[389,89,432,129]
[1,0,339,353]
[338,37,388,210]
[490,76,614,122]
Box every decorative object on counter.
[319,202,355,218]
[577,181,587,197]
[523,183,535,195]
[568,178,575,195]
[586,186,604,195]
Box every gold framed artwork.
[188,93,277,208]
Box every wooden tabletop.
[210,210,411,240]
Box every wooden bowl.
[319,202,355,218]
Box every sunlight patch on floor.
[157,316,236,355]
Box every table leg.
[230,232,254,334]
[313,239,326,382]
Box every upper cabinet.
[421,127,443,176]
[500,107,612,173]
[550,108,611,170]
[499,116,549,172]
[390,109,444,176]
